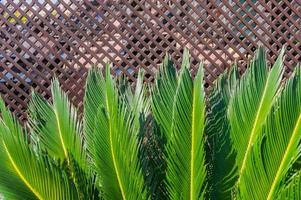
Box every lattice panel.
[0,0,300,121]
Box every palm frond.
[277,172,301,200]
[27,80,88,198]
[163,50,207,199]
[84,65,147,199]
[205,66,239,199]
[237,66,301,199]
[151,54,178,140]
[67,155,100,200]
[139,115,167,200]
[121,70,167,199]
[1,47,299,200]
[228,47,285,183]
[28,79,85,168]
[126,70,150,118]
[0,98,78,200]
[83,67,105,158]
[118,69,150,133]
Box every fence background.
[0,0,300,121]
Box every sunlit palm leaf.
[84,65,147,200]
[161,50,206,199]
[0,47,298,200]
[205,66,239,199]
[238,66,301,199]
[28,80,84,168]
[228,47,284,186]
[28,80,89,197]
[0,99,78,200]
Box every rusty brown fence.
[0,0,300,121]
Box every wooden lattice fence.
[0,0,300,121]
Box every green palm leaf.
[83,67,105,157]
[84,65,147,200]
[117,69,150,136]
[277,172,301,200]
[205,66,239,199]
[155,50,206,199]
[28,80,89,198]
[119,71,167,199]
[152,54,178,140]
[139,116,167,199]
[0,99,78,200]
[238,66,301,199]
[228,47,285,185]
[150,55,178,199]
[28,79,84,168]
[122,70,150,120]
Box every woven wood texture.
[0,0,300,121]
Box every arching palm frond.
[238,66,301,200]
[27,80,89,198]
[82,67,107,199]
[157,50,206,199]
[28,79,85,168]
[0,99,78,200]
[228,47,285,186]
[84,65,147,200]
[205,66,239,200]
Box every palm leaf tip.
[0,96,22,135]
[83,67,106,159]
[181,48,190,70]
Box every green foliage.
[0,48,300,200]
[205,66,239,200]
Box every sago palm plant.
[0,47,300,200]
